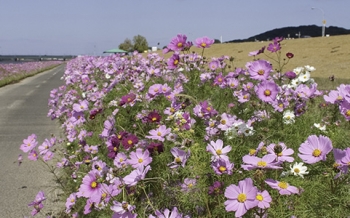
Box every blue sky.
[0,0,349,55]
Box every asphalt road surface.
[0,65,66,217]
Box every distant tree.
[214,39,221,44]
[118,38,133,52]
[133,35,149,53]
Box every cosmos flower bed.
[20,35,350,217]
[0,61,62,84]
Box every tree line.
[118,35,149,53]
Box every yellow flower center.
[243,95,248,99]
[237,193,247,203]
[258,70,265,75]
[174,59,179,65]
[219,166,226,172]
[312,149,322,157]
[249,149,256,155]
[201,42,206,47]
[277,152,283,157]
[206,107,211,111]
[257,161,267,167]
[218,78,222,82]
[175,157,182,163]
[151,117,157,121]
[177,42,183,48]
[154,88,159,93]
[101,193,107,199]
[188,183,193,188]
[256,194,263,201]
[294,168,300,173]
[127,140,133,145]
[138,158,143,163]
[346,110,350,117]
[278,181,288,189]
[279,103,283,108]
[70,198,75,203]
[216,149,222,155]
[264,90,271,96]
[91,181,97,188]
[119,158,123,162]
[221,120,226,125]
[127,98,131,102]
[170,108,175,113]
[114,147,118,152]
[157,131,162,136]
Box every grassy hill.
[154,34,350,85]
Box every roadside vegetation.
[18,34,350,217]
[0,61,63,87]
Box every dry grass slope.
[154,35,350,80]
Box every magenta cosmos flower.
[167,34,188,51]
[247,60,272,81]
[224,178,258,217]
[77,169,103,203]
[265,179,299,195]
[256,81,279,103]
[194,36,214,48]
[298,135,333,164]
[167,53,180,70]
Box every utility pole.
[311,7,326,37]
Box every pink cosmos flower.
[256,81,279,103]
[146,125,171,142]
[77,169,103,203]
[123,165,151,186]
[241,154,282,170]
[181,178,197,192]
[247,60,272,81]
[298,135,333,164]
[211,158,234,175]
[149,207,185,218]
[167,53,180,70]
[65,193,77,213]
[168,147,190,168]
[28,150,39,161]
[206,139,231,161]
[73,99,89,112]
[255,190,272,209]
[127,148,152,169]
[114,152,128,169]
[265,179,299,195]
[194,36,214,48]
[20,133,38,153]
[167,34,188,51]
[224,178,258,217]
[28,191,46,216]
[111,201,136,216]
[266,142,294,163]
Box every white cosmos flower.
[283,110,295,124]
[289,78,300,88]
[293,67,304,75]
[304,65,316,72]
[314,123,327,132]
[298,71,310,83]
[290,162,309,178]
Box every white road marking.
[7,100,24,109]
[26,90,34,96]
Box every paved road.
[0,65,66,217]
